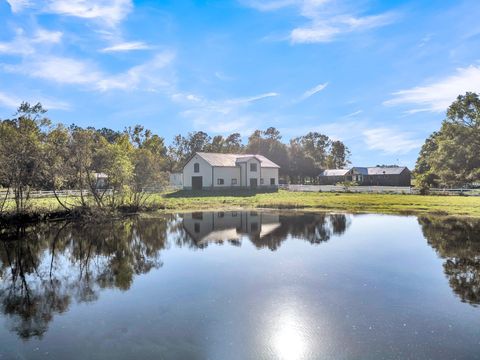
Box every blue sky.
[1,0,480,167]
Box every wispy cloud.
[384,65,480,113]
[291,12,396,44]
[1,51,176,92]
[7,0,133,27]
[96,52,175,91]
[363,128,422,154]
[227,92,279,104]
[300,82,328,100]
[343,110,363,118]
[0,92,21,109]
[0,27,62,55]
[2,56,102,85]
[0,91,70,111]
[214,71,234,81]
[242,0,398,43]
[5,0,31,12]
[173,91,279,134]
[240,0,297,11]
[101,41,152,52]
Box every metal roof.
[353,166,408,175]
[320,169,351,176]
[195,152,280,168]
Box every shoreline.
[2,190,480,226]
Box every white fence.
[0,186,182,200]
[286,184,414,194]
[284,184,480,195]
[0,189,113,199]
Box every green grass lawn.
[4,190,480,218]
[154,190,480,217]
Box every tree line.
[0,102,350,214]
[415,92,480,190]
[168,126,350,182]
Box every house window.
[270,178,275,185]
[194,163,200,173]
[250,163,257,172]
[217,212,224,218]
[231,178,237,185]
[260,178,264,185]
[192,212,203,220]
[217,178,224,185]
[251,222,258,232]
[194,223,200,233]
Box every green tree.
[224,133,243,153]
[415,92,480,188]
[326,140,351,169]
[0,103,49,213]
[44,124,74,211]
[246,127,289,174]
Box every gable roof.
[194,152,280,168]
[320,169,351,176]
[353,166,408,175]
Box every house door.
[250,178,258,188]
[192,176,203,190]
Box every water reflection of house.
[182,211,281,245]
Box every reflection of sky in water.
[0,212,479,359]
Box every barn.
[182,152,280,190]
[318,169,353,185]
[319,166,411,186]
[352,167,411,186]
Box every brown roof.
[195,152,280,168]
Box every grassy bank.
[3,190,480,219]
[157,190,480,217]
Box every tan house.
[182,152,280,190]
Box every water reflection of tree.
[419,216,480,306]
[251,213,351,251]
[0,216,168,339]
[174,212,351,251]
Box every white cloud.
[1,51,176,92]
[384,65,480,113]
[227,92,279,104]
[0,92,21,108]
[2,56,102,85]
[6,0,31,12]
[292,12,397,44]
[33,28,63,43]
[0,27,62,55]
[240,0,298,11]
[7,0,133,26]
[96,52,175,91]
[363,128,422,154]
[101,41,152,52]
[173,91,279,134]
[300,82,328,100]
[0,91,70,110]
[343,110,363,118]
[214,71,234,81]
[242,0,397,43]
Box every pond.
[0,211,479,359]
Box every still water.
[0,211,479,359]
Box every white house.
[183,152,280,190]
[182,211,281,245]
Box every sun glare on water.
[270,310,311,360]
